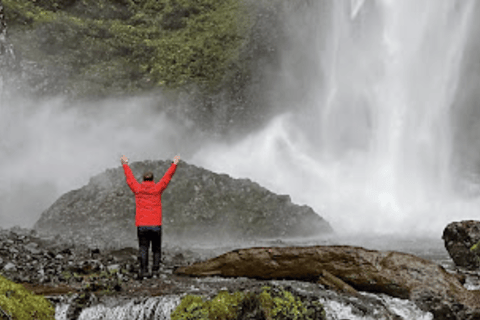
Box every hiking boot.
[152,266,160,279]
[138,269,149,280]
[152,251,162,279]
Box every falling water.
[193,0,478,237]
[54,296,182,320]
[52,290,435,320]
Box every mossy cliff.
[3,0,286,131]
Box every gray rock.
[33,160,333,250]
[25,246,41,255]
[3,262,16,272]
[107,264,121,272]
[442,220,480,270]
[25,242,39,249]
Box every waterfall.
[192,0,478,237]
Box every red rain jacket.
[123,163,177,226]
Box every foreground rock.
[174,245,480,320]
[443,220,480,270]
[33,159,332,250]
[0,226,418,320]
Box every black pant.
[137,225,162,272]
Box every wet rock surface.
[0,226,436,320]
[33,159,333,251]
[443,220,480,270]
[174,245,480,320]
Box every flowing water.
[192,0,479,237]
[53,292,435,320]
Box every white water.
[320,292,433,320]
[54,291,434,320]
[192,0,479,237]
[55,295,182,320]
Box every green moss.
[0,274,56,320]
[3,0,255,95]
[470,241,480,253]
[171,286,326,320]
[61,270,73,280]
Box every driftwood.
[174,245,480,319]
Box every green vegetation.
[3,0,256,96]
[0,274,56,320]
[470,240,480,253]
[171,286,326,320]
[3,0,286,132]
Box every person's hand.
[173,155,180,165]
[120,155,128,165]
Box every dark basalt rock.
[174,245,480,320]
[442,220,480,270]
[33,159,333,250]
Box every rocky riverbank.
[0,226,444,320]
[0,226,290,319]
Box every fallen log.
[174,245,480,320]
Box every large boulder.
[174,245,480,320]
[442,220,480,270]
[33,160,333,250]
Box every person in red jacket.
[120,154,180,279]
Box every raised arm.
[156,155,180,193]
[121,155,141,193]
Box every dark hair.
[143,171,154,181]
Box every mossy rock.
[0,274,56,320]
[171,285,326,320]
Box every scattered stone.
[107,264,120,272]
[3,262,16,272]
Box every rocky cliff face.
[0,0,7,55]
[0,0,10,84]
[0,0,18,94]
[33,159,333,250]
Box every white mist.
[193,0,479,237]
